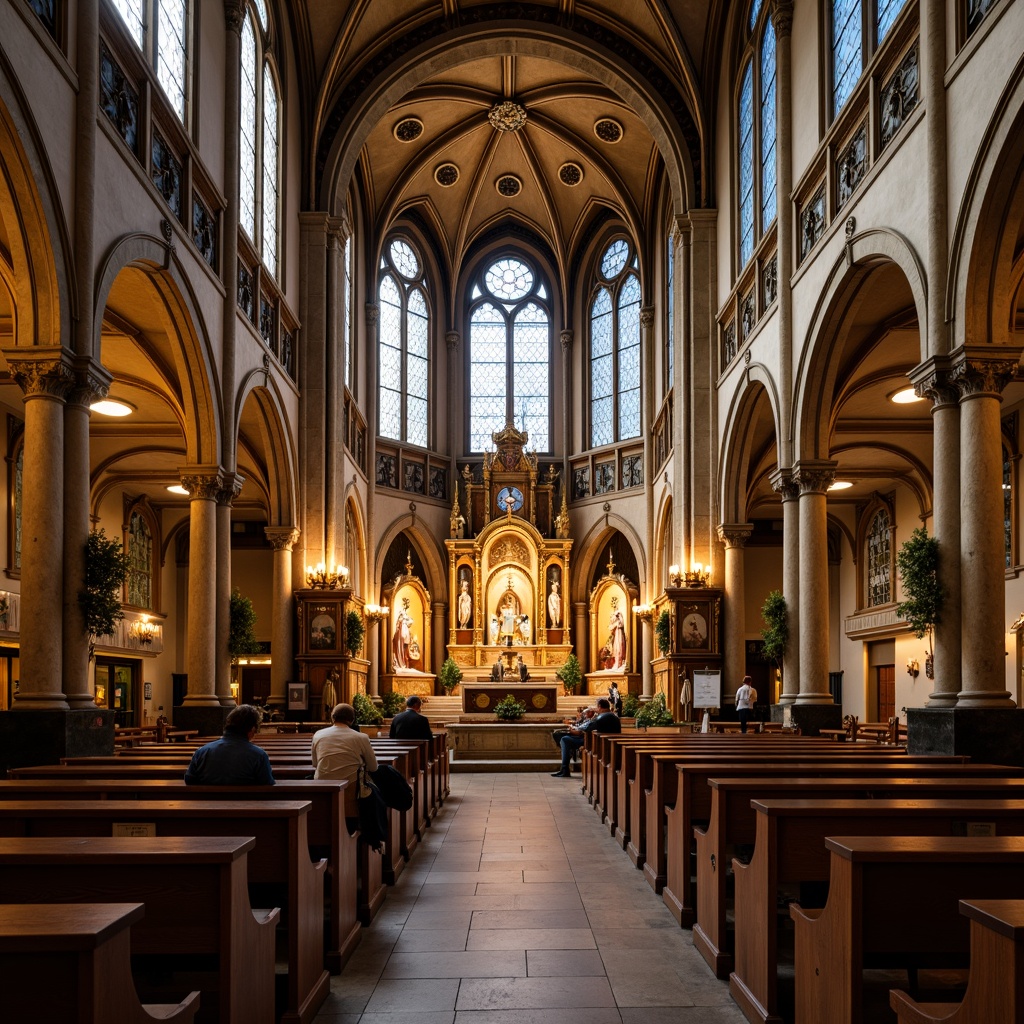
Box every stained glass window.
[738,61,755,267]
[261,65,279,275]
[760,21,777,232]
[239,14,258,241]
[666,233,674,385]
[866,508,891,606]
[111,0,145,48]
[749,0,764,29]
[127,510,153,610]
[468,256,551,452]
[156,0,188,120]
[832,0,863,116]
[344,234,352,388]
[378,240,430,446]
[876,0,907,42]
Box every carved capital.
[949,347,1021,402]
[792,459,837,495]
[717,523,754,548]
[771,0,794,36]
[216,472,244,505]
[7,355,75,402]
[769,468,800,502]
[68,358,113,409]
[265,526,300,551]
[178,466,225,501]
[909,356,958,409]
[223,0,246,34]
[560,329,573,354]
[446,330,460,352]
[365,303,379,328]
[640,306,655,330]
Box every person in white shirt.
[734,675,757,734]
[311,702,378,821]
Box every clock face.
[497,486,524,512]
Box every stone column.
[180,468,223,707]
[911,358,961,704]
[673,220,691,571]
[560,330,573,484]
[770,470,801,702]
[368,616,382,700]
[718,523,754,701]
[432,601,447,684]
[792,460,836,705]
[265,526,299,707]
[216,473,243,705]
[63,361,112,708]
[8,357,73,708]
[365,304,380,689]
[325,218,345,566]
[574,601,588,684]
[953,352,1018,706]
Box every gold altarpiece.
[445,424,572,681]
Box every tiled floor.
[313,772,748,1023]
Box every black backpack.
[370,763,414,811]
[356,772,389,851]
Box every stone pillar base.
[173,704,232,738]
[0,709,115,773]
[907,707,1024,767]
[770,702,842,736]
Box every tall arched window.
[239,2,281,278]
[468,256,551,452]
[831,0,910,118]
[1004,445,1015,569]
[866,507,892,606]
[738,0,777,268]
[591,238,641,448]
[110,0,191,123]
[666,231,674,386]
[126,509,153,610]
[379,238,429,448]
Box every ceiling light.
[90,399,134,417]
[166,484,189,495]
[890,387,923,404]
[828,480,853,491]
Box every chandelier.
[488,100,527,133]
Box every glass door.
[95,658,139,726]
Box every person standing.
[389,695,433,740]
[735,675,757,734]
[184,705,274,786]
[311,702,378,820]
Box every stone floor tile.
[363,978,461,1013]
[456,976,616,1010]
[391,927,469,952]
[454,1010,623,1024]
[382,950,526,978]
[526,948,607,976]
[466,927,596,950]
[471,909,589,930]
[357,1015,455,1024]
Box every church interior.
[2,0,1024,1020]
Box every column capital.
[769,467,800,501]
[223,0,246,34]
[770,0,794,36]
[560,329,573,354]
[265,526,300,551]
[216,471,244,505]
[910,355,959,408]
[792,459,837,495]
[446,330,460,351]
[717,523,754,548]
[640,306,655,330]
[365,303,379,328]
[328,214,351,245]
[672,213,692,240]
[178,465,227,500]
[949,346,1022,401]
[67,356,113,410]
[4,350,76,402]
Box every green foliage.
[621,692,642,719]
[655,609,672,654]
[381,690,406,717]
[228,589,261,660]
[80,529,131,641]
[760,590,788,667]
[897,527,944,646]
[438,656,463,694]
[352,691,383,725]
[494,693,527,721]
[556,653,583,694]
[345,610,365,656]
[635,692,674,727]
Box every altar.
[461,682,560,715]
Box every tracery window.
[666,232,674,386]
[830,0,911,118]
[379,238,429,448]
[468,255,551,452]
[109,0,190,123]
[866,507,892,606]
[239,2,281,278]
[738,0,777,268]
[126,509,153,609]
[344,233,353,390]
[590,238,641,448]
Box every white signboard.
[692,668,721,709]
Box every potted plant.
[79,528,131,658]
[438,656,463,695]
[556,653,583,695]
[345,609,365,657]
[352,691,383,727]
[896,527,944,678]
[621,692,641,719]
[655,609,671,655]
[381,690,406,718]
[494,693,527,721]
[229,589,261,662]
[635,691,674,728]
[760,589,788,680]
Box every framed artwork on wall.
[287,682,308,710]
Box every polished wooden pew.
[0,799,329,1024]
[0,902,200,1023]
[660,761,1016,928]
[0,836,278,1024]
[889,899,1024,1024]
[789,836,1024,1024]
[730,796,1024,1024]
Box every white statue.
[547,580,562,628]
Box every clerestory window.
[831,0,911,119]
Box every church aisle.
[313,772,747,1023]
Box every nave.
[313,773,745,1023]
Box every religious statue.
[547,580,562,628]
[489,616,500,644]
[500,593,517,643]
[607,596,627,670]
[517,613,530,644]
[392,597,415,671]
[457,579,473,628]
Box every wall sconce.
[230,681,240,702]
[632,602,655,623]
[305,563,350,590]
[906,658,919,679]
[365,603,390,623]
[668,564,684,588]
[130,615,155,646]
[684,562,710,587]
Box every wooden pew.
[0,799,329,1024]
[659,761,1017,928]
[0,836,278,1024]
[730,798,1024,1024]
[0,902,200,1023]
[889,899,1024,1024]
[789,836,1024,1024]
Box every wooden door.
[877,664,895,721]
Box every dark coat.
[389,708,433,740]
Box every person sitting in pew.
[184,704,275,786]
[389,695,433,741]
[551,697,620,778]
[311,702,378,820]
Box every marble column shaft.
[365,304,380,698]
[181,470,222,705]
[432,601,446,680]
[793,461,836,704]
[216,474,243,705]
[770,471,800,702]
[573,602,588,679]
[265,526,298,707]
[719,524,753,700]
[641,304,656,698]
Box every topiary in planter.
[896,527,943,674]
[352,691,383,726]
[655,609,671,655]
[439,656,463,695]
[80,528,131,657]
[635,692,674,728]
[556,653,582,694]
[621,692,642,719]
[494,693,527,721]
[381,690,406,717]
[760,589,788,674]
[345,610,365,657]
